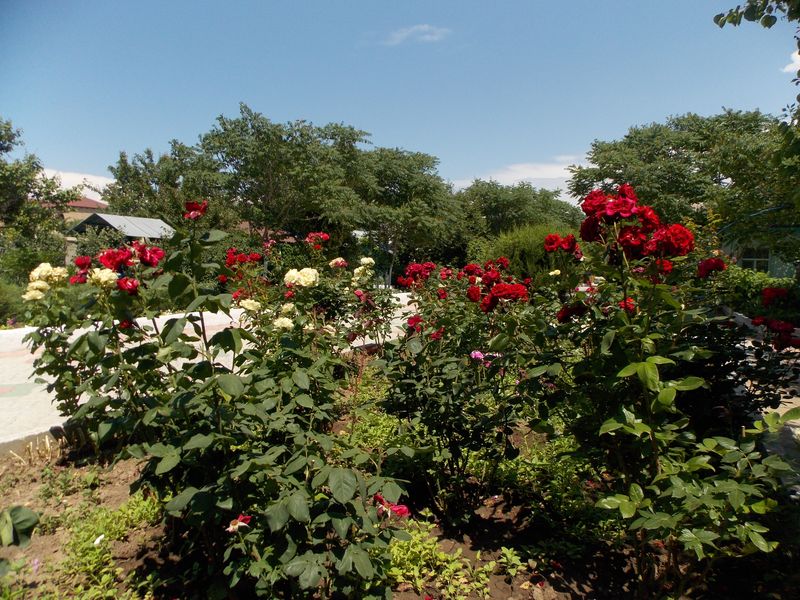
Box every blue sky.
[2,1,798,198]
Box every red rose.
[284,290,294,299]
[579,215,602,242]
[581,190,609,216]
[218,274,228,284]
[634,205,660,232]
[544,234,562,252]
[617,183,639,202]
[618,226,648,258]
[481,269,501,288]
[767,319,794,334]
[656,259,673,275]
[437,288,448,300]
[118,319,134,330]
[74,255,92,269]
[69,273,87,285]
[489,283,529,302]
[466,285,481,302]
[133,242,165,267]
[480,295,497,313]
[462,263,483,276]
[751,316,766,327]
[697,257,726,279]
[430,327,444,341]
[619,297,636,314]
[603,196,637,221]
[496,256,510,269]
[559,234,577,253]
[98,247,133,271]
[407,315,423,333]
[762,287,789,307]
[183,200,208,220]
[439,267,452,280]
[117,277,140,295]
[644,224,695,257]
[248,252,263,263]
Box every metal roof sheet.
[70,213,175,239]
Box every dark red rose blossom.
[466,285,481,302]
[767,319,794,334]
[480,295,497,313]
[656,258,673,275]
[634,205,660,232]
[437,288,448,300]
[617,183,638,202]
[557,302,587,323]
[559,234,577,253]
[248,252,263,263]
[118,319,134,330]
[697,257,726,279]
[579,215,602,242]
[304,232,330,245]
[544,234,562,252]
[69,273,87,285]
[495,256,510,269]
[284,290,294,299]
[581,190,609,216]
[751,316,766,326]
[218,274,228,284]
[132,241,165,267]
[232,289,245,300]
[98,248,133,271]
[603,196,637,221]
[489,283,529,302]
[117,277,140,295]
[74,255,92,269]
[619,297,636,314]
[183,200,208,220]
[407,314,423,333]
[644,224,695,257]
[462,263,483,277]
[481,269,502,288]
[618,226,648,258]
[396,276,414,288]
[439,267,453,280]
[762,287,789,307]
[430,327,444,341]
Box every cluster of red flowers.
[406,314,444,340]
[396,262,437,287]
[224,248,263,268]
[696,257,726,279]
[183,200,208,220]
[543,233,582,260]
[618,297,636,314]
[131,241,165,268]
[479,282,529,313]
[576,184,693,259]
[98,247,133,271]
[70,255,92,284]
[304,231,330,250]
[762,287,789,308]
[751,316,800,350]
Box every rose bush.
[23,207,406,598]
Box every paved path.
[0,295,413,445]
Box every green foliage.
[74,226,128,260]
[387,518,494,600]
[0,280,24,324]
[0,118,76,284]
[715,264,798,320]
[481,222,578,278]
[0,506,39,577]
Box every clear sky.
[2,1,798,198]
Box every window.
[740,247,770,273]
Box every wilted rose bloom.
[329,257,348,268]
[117,277,140,295]
[273,316,294,330]
[183,200,208,220]
[89,268,119,289]
[225,514,252,533]
[240,299,262,312]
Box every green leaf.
[164,486,201,513]
[728,489,745,510]
[382,481,403,504]
[674,376,704,391]
[617,363,640,378]
[406,338,422,355]
[161,317,187,345]
[596,497,621,510]
[599,418,622,435]
[657,387,677,406]
[328,468,357,504]
[350,546,374,579]
[488,333,510,352]
[748,530,775,553]
[619,500,637,519]
[201,229,228,243]
[629,484,644,504]
[295,394,313,408]
[184,433,215,451]
[292,369,310,390]
[781,407,800,422]
[266,502,290,532]
[600,329,615,354]
[637,362,660,392]
[287,492,311,523]
[646,355,675,365]
[155,453,181,475]
[217,374,245,397]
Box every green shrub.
[481,222,578,278]
[0,280,24,324]
[715,264,798,320]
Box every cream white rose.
[21,289,45,301]
[280,302,295,315]
[240,299,262,312]
[27,280,50,293]
[284,267,319,287]
[359,257,375,267]
[273,316,294,330]
[89,268,119,289]
[29,263,54,282]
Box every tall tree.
[0,118,76,283]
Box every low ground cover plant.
[17,185,800,598]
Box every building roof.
[70,213,175,239]
[68,197,108,210]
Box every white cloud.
[384,24,451,46]
[43,169,114,201]
[782,50,800,73]
[451,156,587,200]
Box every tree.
[567,110,797,231]
[456,179,582,236]
[0,118,76,283]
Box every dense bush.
[21,186,800,598]
[0,280,24,324]
[715,264,799,321]
[476,222,578,278]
